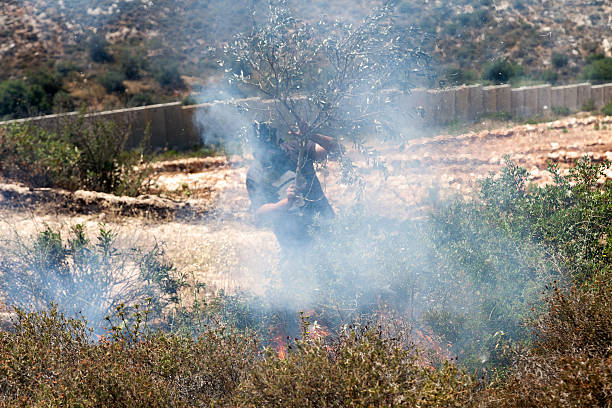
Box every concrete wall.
[2,82,612,150]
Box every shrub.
[0,70,66,118]
[482,59,523,84]
[0,123,80,189]
[52,90,75,112]
[552,106,570,116]
[0,306,258,407]
[0,224,186,329]
[63,115,149,195]
[155,65,185,89]
[236,328,475,407]
[98,71,126,93]
[182,94,198,106]
[0,116,152,196]
[551,52,569,69]
[582,56,612,84]
[582,98,596,112]
[442,66,478,86]
[88,34,113,63]
[602,102,612,116]
[540,69,558,84]
[0,79,29,119]
[481,275,612,407]
[119,52,145,80]
[128,92,156,107]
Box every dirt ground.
[1,114,611,293]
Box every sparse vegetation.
[582,56,612,84]
[0,158,610,406]
[0,116,152,196]
[482,59,524,84]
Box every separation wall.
[2,82,612,150]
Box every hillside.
[1,0,611,115]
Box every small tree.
[226,0,431,182]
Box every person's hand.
[286,183,297,204]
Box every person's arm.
[311,133,342,161]
[254,184,296,219]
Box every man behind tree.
[246,122,339,252]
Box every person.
[246,122,339,252]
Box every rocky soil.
[1,114,610,293]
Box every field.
[2,113,610,295]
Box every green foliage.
[128,92,157,107]
[237,328,475,407]
[227,1,431,162]
[0,123,80,189]
[0,305,258,407]
[88,34,113,63]
[551,52,569,69]
[482,59,523,84]
[582,56,612,84]
[539,69,558,84]
[481,276,612,407]
[63,115,149,195]
[0,80,30,119]
[442,66,478,86]
[602,102,612,116]
[155,65,185,89]
[98,71,126,94]
[119,52,145,80]
[293,158,612,373]
[0,225,186,329]
[552,106,570,116]
[0,117,152,196]
[0,69,69,119]
[181,94,197,106]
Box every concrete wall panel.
[523,86,538,117]
[591,85,605,108]
[537,85,552,115]
[468,85,484,119]
[455,86,469,119]
[576,83,592,109]
[603,84,612,106]
[563,85,579,111]
[551,86,564,108]
[482,86,497,114]
[496,85,511,114]
[511,88,526,117]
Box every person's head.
[251,121,283,163]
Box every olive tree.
[225,0,431,181]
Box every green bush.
[0,306,258,407]
[482,59,523,84]
[442,66,478,86]
[582,56,612,84]
[539,69,558,84]
[0,117,152,196]
[602,102,612,116]
[0,79,29,119]
[119,52,146,80]
[0,69,68,119]
[128,92,156,107]
[89,34,113,63]
[0,225,185,329]
[98,71,126,94]
[237,328,475,407]
[0,123,80,189]
[155,65,185,89]
[551,52,569,69]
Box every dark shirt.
[246,140,334,248]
